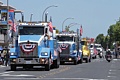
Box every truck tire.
[45,58,50,71]
[11,65,16,71]
[89,58,91,62]
[86,59,88,63]
[95,55,97,59]
[74,60,77,65]
[60,61,64,65]
[79,58,83,64]
[89,56,91,62]
[53,59,59,68]
[45,64,50,71]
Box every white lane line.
[0,65,6,67]
[107,76,116,78]
[108,72,116,74]
[113,59,118,61]
[109,69,116,71]
[5,78,40,80]
[1,74,34,76]
[5,78,108,80]
[0,71,14,74]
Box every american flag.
[48,16,53,33]
[9,10,16,32]
[80,25,83,36]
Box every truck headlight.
[90,50,93,53]
[73,50,77,53]
[11,53,15,55]
[41,52,48,56]
[83,53,88,55]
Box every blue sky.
[1,0,120,38]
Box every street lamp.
[62,17,74,31]
[68,23,81,28]
[42,5,57,21]
[30,13,33,22]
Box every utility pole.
[7,0,9,51]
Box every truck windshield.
[19,26,44,35]
[95,44,102,48]
[57,36,73,41]
[81,41,85,45]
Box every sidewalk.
[0,65,6,67]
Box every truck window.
[57,36,73,41]
[19,26,44,35]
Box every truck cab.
[10,22,60,71]
[81,38,91,63]
[56,32,82,65]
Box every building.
[0,1,23,48]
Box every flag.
[9,10,16,32]
[80,25,83,36]
[48,16,53,33]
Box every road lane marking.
[1,74,34,76]
[0,71,14,74]
[0,65,6,67]
[113,59,118,61]
[107,76,116,78]
[108,72,116,74]
[5,78,40,80]
[4,78,108,80]
[109,70,116,71]
[38,66,71,78]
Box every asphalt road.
[0,57,120,80]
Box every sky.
[1,0,120,38]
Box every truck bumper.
[60,56,77,62]
[83,55,89,59]
[10,58,50,66]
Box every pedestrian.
[4,51,10,66]
[1,50,4,65]
[0,54,2,65]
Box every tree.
[65,26,69,32]
[56,29,59,33]
[95,19,120,49]
[95,34,104,44]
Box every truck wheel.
[95,56,97,59]
[60,61,64,65]
[45,64,50,71]
[53,59,59,68]
[74,60,77,65]
[89,56,91,62]
[11,65,16,71]
[89,58,91,62]
[79,58,83,64]
[86,59,88,63]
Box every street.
[0,57,120,80]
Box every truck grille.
[19,42,38,58]
[60,44,70,54]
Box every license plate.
[26,61,31,64]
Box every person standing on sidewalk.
[0,54,2,65]
[1,51,4,65]
[4,51,10,66]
